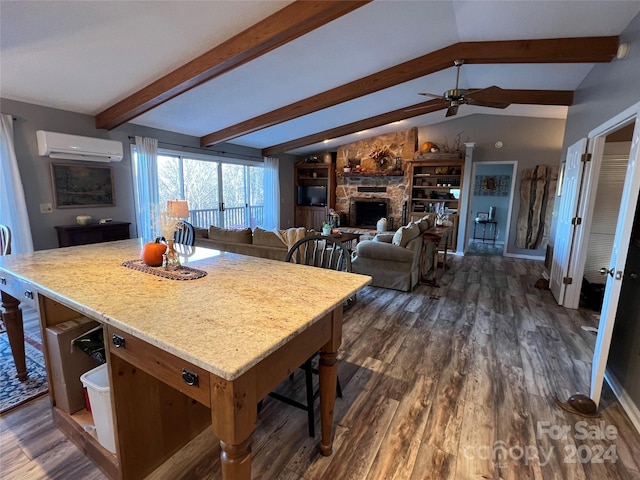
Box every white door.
[549,138,587,304]
[591,116,640,406]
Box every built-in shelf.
[407,156,465,251]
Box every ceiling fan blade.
[405,99,449,113]
[466,98,511,109]
[418,92,443,99]
[465,86,505,101]
[446,105,459,117]
[464,85,510,109]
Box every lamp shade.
[167,200,189,218]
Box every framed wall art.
[474,175,511,196]
[51,163,115,208]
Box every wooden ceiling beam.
[94,1,371,130]
[261,100,448,157]
[261,89,574,156]
[203,36,617,147]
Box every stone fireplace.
[334,127,416,231]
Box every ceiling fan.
[413,59,510,117]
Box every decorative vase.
[76,214,92,225]
[322,227,331,235]
[376,217,387,233]
[164,240,180,271]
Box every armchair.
[351,217,435,291]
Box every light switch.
[40,203,53,213]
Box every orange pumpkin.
[420,141,434,153]
[141,238,167,267]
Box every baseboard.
[503,253,546,261]
[605,369,640,435]
[469,239,505,246]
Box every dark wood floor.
[1,255,639,479]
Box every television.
[297,185,327,206]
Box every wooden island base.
[40,295,342,480]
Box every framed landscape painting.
[51,163,115,208]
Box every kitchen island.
[0,239,371,479]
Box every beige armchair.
[351,217,435,291]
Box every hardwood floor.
[1,255,639,479]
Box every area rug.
[0,332,48,414]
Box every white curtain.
[263,156,280,229]
[132,136,159,241]
[0,114,33,253]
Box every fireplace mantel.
[339,170,404,179]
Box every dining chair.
[0,224,11,256]
[266,235,349,437]
[0,224,12,332]
[173,221,195,246]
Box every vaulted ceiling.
[2,1,639,156]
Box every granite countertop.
[0,239,371,381]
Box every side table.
[472,220,497,244]
[329,231,361,250]
[420,225,453,287]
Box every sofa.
[351,216,435,291]
[194,225,295,261]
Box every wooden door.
[549,138,587,305]
[591,116,640,406]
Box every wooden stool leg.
[304,359,315,437]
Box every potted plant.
[322,222,332,235]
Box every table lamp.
[167,200,189,218]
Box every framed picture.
[477,212,489,221]
[51,163,115,208]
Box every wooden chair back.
[173,221,195,246]
[285,235,351,272]
[0,224,11,256]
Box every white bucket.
[80,364,115,453]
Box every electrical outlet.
[40,203,53,213]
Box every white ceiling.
[2,0,639,155]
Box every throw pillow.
[416,215,434,233]
[253,227,286,248]
[208,225,252,244]
[392,222,421,247]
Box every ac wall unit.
[36,130,123,163]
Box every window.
[142,149,264,229]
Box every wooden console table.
[0,240,370,479]
[421,225,453,287]
[55,221,130,247]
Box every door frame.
[465,160,517,255]
[586,101,640,409]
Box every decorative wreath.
[482,177,497,191]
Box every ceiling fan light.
[616,42,630,59]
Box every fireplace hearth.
[350,198,389,229]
